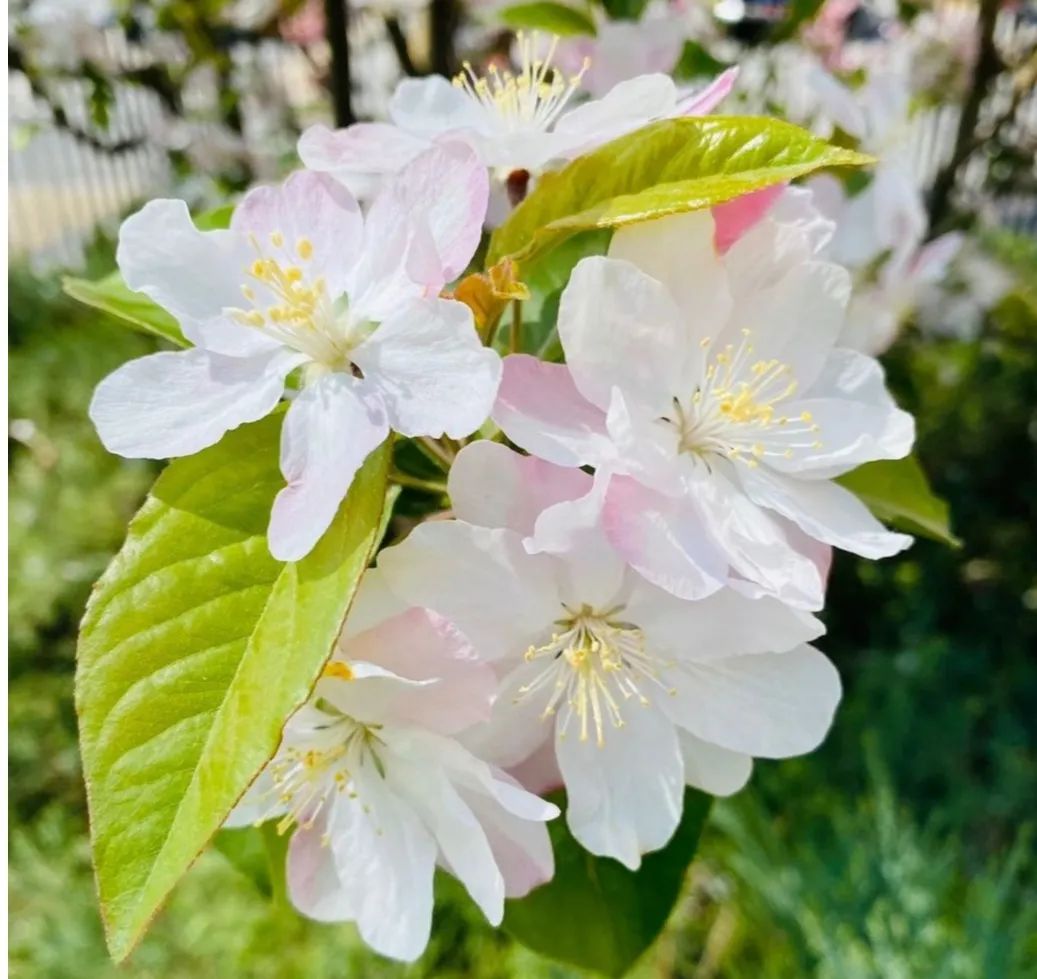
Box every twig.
[384,16,417,76]
[390,469,448,494]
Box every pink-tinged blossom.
[299,33,737,194]
[377,441,839,869]
[492,205,915,610]
[227,572,557,962]
[90,143,499,562]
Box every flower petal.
[493,355,613,468]
[389,75,488,138]
[692,464,827,610]
[116,199,267,355]
[554,73,678,149]
[388,139,489,285]
[556,704,684,869]
[712,184,785,254]
[89,347,299,459]
[448,440,591,535]
[624,574,825,662]
[558,255,692,416]
[460,784,556,899]
[351,298,500,439]
[268,373,389,562]
[383,738,506,926]
[601,476,729,601]
[297,121,429,197]
[325,769,438,961]
[721,256,851,394]
[608,210,732,357]
[677,730,753,797]
[232,169,363,299]
[377,522,558,662]
[677,66,739,115]
[664,645,842,758]
[338,608,497,735]
[737,466,913,559]
[774,348,915,477]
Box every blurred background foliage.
[8,228,1036,976]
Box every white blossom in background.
[228,573,557,961]
[299,32,737,198]
[493,204,915,610]
[90,142,500,561]
[377,441,840,869]
[533,4,687,98]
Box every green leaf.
[487,116,873,267]
[599,0,649,21]
[519,229,611,358]
[497,1,597,35]
[836,456,959,546]
[505,789,711,976]
[76,415,392,961]
[213,826,272,896]
[194,203,235,231]
[63,270,188,347]
[673,40,728,80]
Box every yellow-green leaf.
[837,456,959,546]
[76,414,392,961]
[497,1,597,35]
[63,270,188,347]
[487,116,873,267]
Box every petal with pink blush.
[389,140,489,285]
[493,355,613,468]
[377,522,558,662]
[461,785,556,898]
[267,373,389,562]
[602,476,728,601]
[712,184,785,254]
[697,467,827,610]
[448,440,591,535]
[297,122,429,196]
[232,170,363,299]
[337,608,497,735]
[677,66,739,115]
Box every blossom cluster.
[89,39,917,963]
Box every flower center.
[257,662,382,840]
[516,604,672,747]
[452,32,588,137]
[229,230,372,372]
[662,329,823,466]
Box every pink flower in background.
[299,33,737,194]
[227,573,557,961]
[377,441,838,869]
[493,206,914,609]
[90,142,499,561]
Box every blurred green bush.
[7,241,1036,977]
